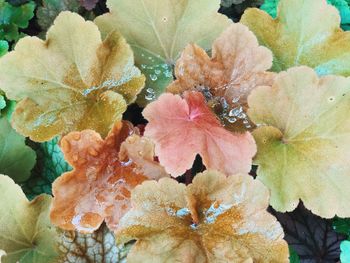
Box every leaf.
[0,40,8,57]
[143,91,256,177]
[289,247,300,263]
[116,170,289,262]
[0,95,5,113]
[247,66,350,218]
[167,23,275,132]
[0,0,35,42]
[241,0,350,75]
[79,0,98,10]
[341,240,350,263]
[50,121,165,233]
[22,136,71,200]
[334,218,350,237]
[0,175,59,263]
[271,205,346,262]
[261,0,350,30]
[221,0,247,8]
[0,11,145,142]
[0,118,36,183]
[36,0,81,32]
[95,0,231,105]
[119,134,169,180]
[57,224,132,263]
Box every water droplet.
[227,117,237,123]
[141,64,147,69]
[328,96,335,102]
[120,159,133,167]
[229,106,243,117]
[141,53,145,57]
[145,93,156,101]
[155,69,161,75]
[232,96,240,103]
[162,16,168,22]
[150,74,158,81]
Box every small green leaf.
[0,175,59,263]
[0,118,36,183]
[0,0,35,41]
[341,240,350,263]
[333,217,350,237]
[0,40,8,57]
[289,247,300,263]
[22,136,71,200]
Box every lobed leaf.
[116,170,289,262]
[248,66,350,217]
[143,91,256,177]
[0,175,59,263]
[167,23,275,131]
[95,0,231,105]
[50,121,165,233]
[241,0,350,75]
[0,11,145,142]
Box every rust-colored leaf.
[50,121,152,233]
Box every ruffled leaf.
[143,91,256,177]
[0,0,35,42]
[0,118,36,183]
[50,121,165,233]
[0,175,59,263]
[167,23,275,131]
[0,11,145,142]
[241,0,350,75]
[116,170,289,262]
[22,137,71,200]
[95,0,231,105]
[248,66,350,217]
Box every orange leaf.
[50,121,150,233]
[143,91,256,177]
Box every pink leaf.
[143,91,256,177]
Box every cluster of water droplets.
[197,85,252,129]
[140,53,173,101]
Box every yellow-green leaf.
[0,11,145,142]
[248,66,350,218]
[95,0,231,105]
[241,0,350,76]
[0,175,59,263]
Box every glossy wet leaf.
[0,11,145,142]
[167,23,275,131]
[271,205,346,262]
[119,134,168,180]
[261,0,350,30]
[57,224,132,263]
[341,240,350,263]
[0,118,36,183]
[116,170,289,262]
[0,175,59,263]
[95,0,231,105]
[0,0,35,42]
[248,66,350,217]
[143,91,256,177]
[22,137,71,200]
[50,121,164,233]
[241,0,350,75]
